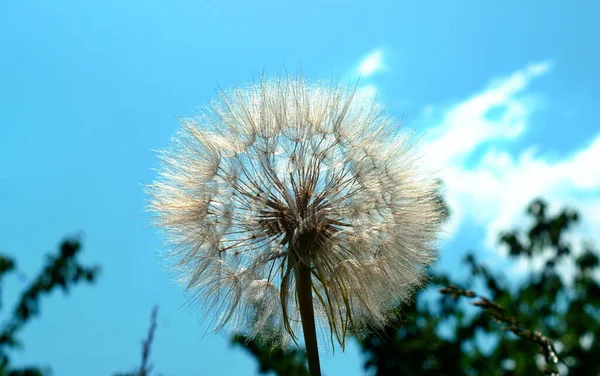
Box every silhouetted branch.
[439,284,561,376]
[113,305,160,376]
[0,237,100,373]
[139,305,159,376]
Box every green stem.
[295,262,322,376]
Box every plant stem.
[295,262,322,376]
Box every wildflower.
[149,76,443,375]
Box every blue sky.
[1,1,599,375]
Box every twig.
[439,285,561,376]
[139,305,159,376]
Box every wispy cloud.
[420,61,600,266]
[423,61,553,167]
[357,49,385,78]
[348,48,387,101]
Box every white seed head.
[148,76,443,348]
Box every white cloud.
[420,61,600,266]
[423,61,552,168]
[357,49,385,78]
[348,48,387,103]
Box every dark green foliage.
[237,198,600,375]
[0,238,100,376]
[232,335,309,376]
[5,368,49,376]
[359,277,466,376]
[360,198,599,375]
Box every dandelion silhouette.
[148,76,443,375]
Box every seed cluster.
[148,77,443,347]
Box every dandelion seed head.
[148,76,443,347]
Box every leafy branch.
[0,237,100,375]
[439,284,561,376]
